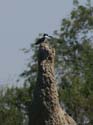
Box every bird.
[35,33,53,45]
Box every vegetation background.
[0,0,93,125]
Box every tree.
[54,0,93,124]
[0,87,24,125]
[0,0,93,124]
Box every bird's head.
[43,33,53,39]
[43,33,48,37]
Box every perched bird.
[35,33,53,45]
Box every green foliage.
[55,1,93,124]
[0,86,31,125]
[0,87,24,125]
[0,0,93,124]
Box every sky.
[0,0,92,85]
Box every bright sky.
[0,0,91,85]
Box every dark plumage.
[35,33,52,45]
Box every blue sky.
[0,0,91,85]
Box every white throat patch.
[45,35,51,39]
